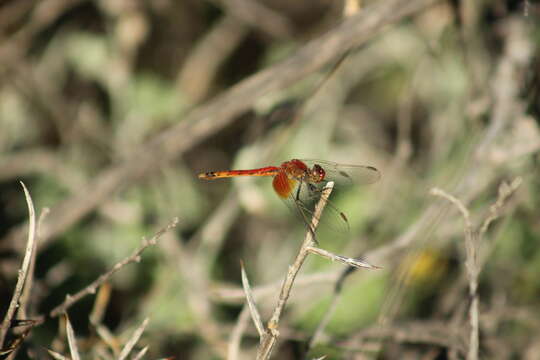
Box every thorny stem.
[256,182,334,360]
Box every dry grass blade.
[65,314,81,360]
[47,349,68,360]
[118,317,149,360]
[257,182,334,360]
[228,306,251,360]
[0,182,37,348]
[132,345,149,360]
[95,323,119,356]
[50,218,179,317]
[89,282,112,326]
[306,246,381,270]
[241,262,265,338]
[18,207,49,324]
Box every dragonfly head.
[310,164,326,183]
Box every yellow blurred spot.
[401,249,448,286]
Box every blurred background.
[1,0,539,359]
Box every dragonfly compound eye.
[312,164,325,182]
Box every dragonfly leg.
[294,198,320,245]
[295,179,303,201]
[294,181,320,245]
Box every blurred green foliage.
[0,0,539,359]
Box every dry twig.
[431,178,521,360]
[211,0,293,38]
[0,182,38,348]
[49,218,179,317]
[430,188,478,360]
[177,14,248,102]
[257,182,334,359]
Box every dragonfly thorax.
[281,159,326,184]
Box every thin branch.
[430,188,472,230]
[430,179,521,360]
[430,187,478,360]
[0,182,38,348]
[49,218,179,317]
[211,0,294,38]
[479,177,522,238]
[176,14,248,102]
[256,182,334,360]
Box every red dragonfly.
[198,159,380,236]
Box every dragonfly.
[198,159,380,238]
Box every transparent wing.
[281,181,351,237]
[300,159,381,187]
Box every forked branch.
[256,182,335,359]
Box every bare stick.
[176,15,248,102]
[49,218,179,317]
[430,188,473,236]
[256,182,334,360]
[0,182,37,348]
[430,188,478,360]
[211,0,293,38]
